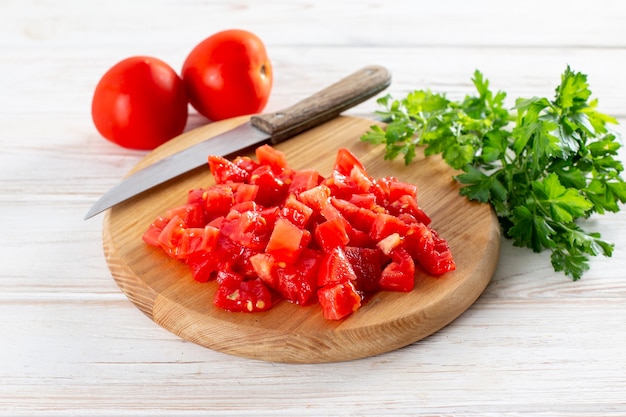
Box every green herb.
[362,66,625,280]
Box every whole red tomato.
[182,29,273,121]
[91,56,188,150]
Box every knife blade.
[84,65,391,220]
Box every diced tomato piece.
[203,185,234,219]
[157,215,186,258]
[349,165,374,193]
[288,169,322,194]
[230,200,258,214]
[372,176,392,204]
[376,232,403,256]
[349,193,377,209]
[298,184,331,212]
[344,246,382,293]
[251,249,321,305]
[406,223,456,275]
[300,229,313,250]
[266,218,305,264]
[235,183,259,204]
[159,222,217,261]
[347,228,376,248]
[212,233,261,278]
[388,178,418,200]
[387,194,431,226]
[321,202,354,231]
[261,206,279,228]
[379,247,415,292]
[215,269,242,286]
[186,251,219,282]
[255,144,288,172]
[166,203,206,228]
[211,234,244,268]
[220,209,271,252]
[249,165,289,207]
[370,212,410,240]
[207,215,224,229]
[329,196,358,216]
[317,246,358,287]
[275,249,321,305]
[314,218,350,252]
[175,227,206,259]
[281,194,314,228]
[201,224,220,249]
[331,198,378,232]
[187,188,207,206]
[214,277,273,313]
[142,216,169,247]
[333,148,366,177]
[208,155,250,184]
[249,253,279,289]
[379,260,415,292]
[324,170,356,200]
[237,247,263,278]
[317,281,362,320]
[232,156,260,175]
[320,202,345,223]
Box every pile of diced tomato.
[142,145,455,320]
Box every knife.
[84,65,391,220]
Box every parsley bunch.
[362,67,625,280]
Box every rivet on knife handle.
[251,65,392,144]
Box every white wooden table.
[2,1,625,415]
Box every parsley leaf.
[362,66,623,280]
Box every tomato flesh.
[144,145,456,320]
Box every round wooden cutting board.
[102,115,501,363]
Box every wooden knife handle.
[250,65,391,144]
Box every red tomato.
[91,56,188,150]
[181,29,273,121]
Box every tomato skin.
[182,29,273,121]
[91,56,188,150]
